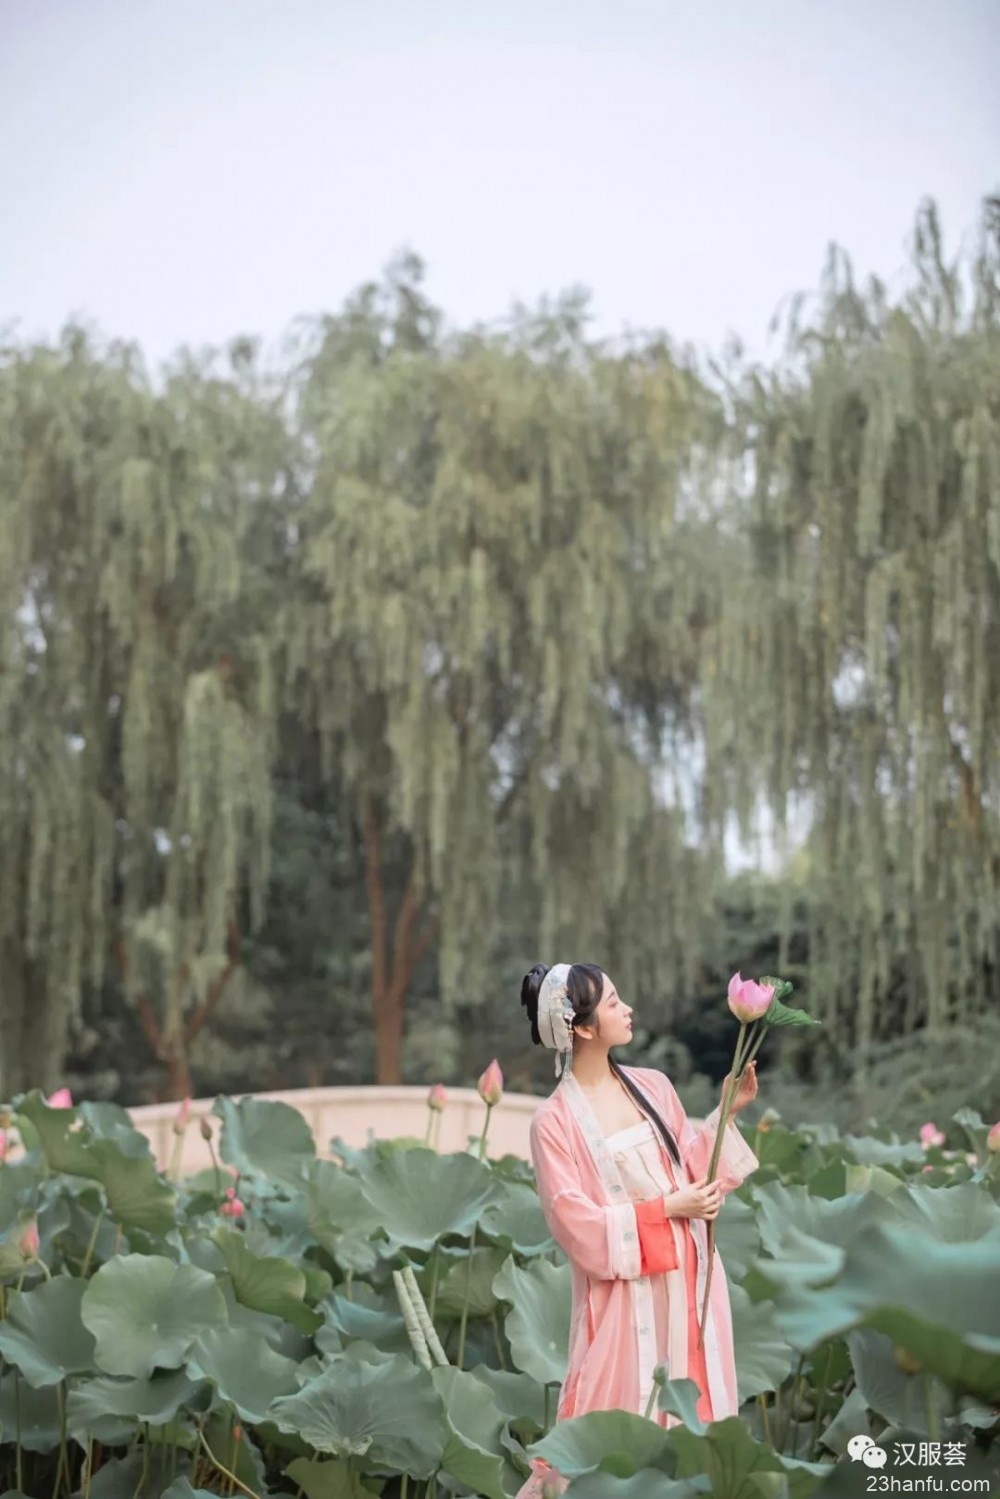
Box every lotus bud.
[726,973,775,1025]
[19,1220,40,1258]
[540,1471,569,1499]
[477,1059,504,1108]
[172,1096,192,1136]
[893,1346,923,1375]
[987,1121,1000,1154]
[427,1083,447,1112]
[220,1188,246,1219]
[919,1122,945,1149]
[757,1107,781,1134]
[199,1117,213,1142]
[47,1088,73,1109]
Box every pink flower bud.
[46,1088,73,1109]
[919,1122,945,1149]
[477,1059,504,1108]
[19,1221,40,1258]
[172,1096,192,1136]
[987,1121,1000,1154]
[220,1195,246,1219]
[427,1083,447,1113]
[726,973,775,1024]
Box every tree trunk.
[363,793,441,1084]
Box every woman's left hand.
[722,1059,758,1113]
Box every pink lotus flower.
[220,1187,246,1219]
[477,1059,504,1108]
[47,1088,73,1109]
[172,1096,192,1136]
[19,1221,40,1257]
[919,1122,945,1149]
[727,973,775,1024]
[427,1083,447,1113]
[987,1121,1000,1155]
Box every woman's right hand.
[665,1175,722,1221]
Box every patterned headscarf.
[536,962,577,1078]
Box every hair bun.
[519,963,549,1047]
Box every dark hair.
[520,961,681,1167]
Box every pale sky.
[1,0,997,369]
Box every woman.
[515,961,759,1498]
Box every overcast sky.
[2,0,997,370]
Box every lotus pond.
[0,1091,998,1499]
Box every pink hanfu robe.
[515,1064,759,1499]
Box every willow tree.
[0,328,288,1097]
[705,200,1000,1051]
[282,257,725,1082]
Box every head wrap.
[536,962,577,1078]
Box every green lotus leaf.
[0,1369,61,1452]
[82,1254,228,1377]
[161,1484,218,1499]
[269,1352,447,1477]
[668,1415,829,1499]
[842,1135,923,1169]
[79,1101,155,1158]
[0,1160,41,1236]
[815,1384,871,1457]
[844,1164,906,1197]
[66,1369,202,1444]
[285,1456,375,1499]
[846,1327,951,1435]
[432,1365,510,1499]
[214,1095,316,1188]
[16,1093,175,1234]
[493,1254,570,1386]
[320,1289,410,1357]
[806,1160,847,1201]
[727,1284,795,1403]
[468,1364,549,1430]
[359,1148,500,1251]
[762,998,820,1029]
[433,1244,508,1320]
[479,1181,554,1254]
[88,1448,191,1499]
[770,1222,1000,1401]
[883,1181,1000,1242]
[531,1409,674,1478]
[212,1225,321,1332]
[714,1192,760,1283]
[563,1472,710,1498]
[0,1276,96,1386]
[187,1326,300,1421]
[306,1159,382,1271]
[657,1376,708,1433]
[751,1181,886,1258]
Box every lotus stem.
[757,1393,772,1446]
[456,1224,477,1369]
[198,1425,261,1499]
[478,1106,492,1162]
[490,1309,507,1370]
[643,1384,657,1420]
[80,1210,104,1279]
[698,1022,755,1348]
[393,1269,432,1369]
[402,1265,448,1366]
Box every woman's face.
[580,972,633,1046]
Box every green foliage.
[0,1090,998,1497]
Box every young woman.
[515,961,759,1498]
